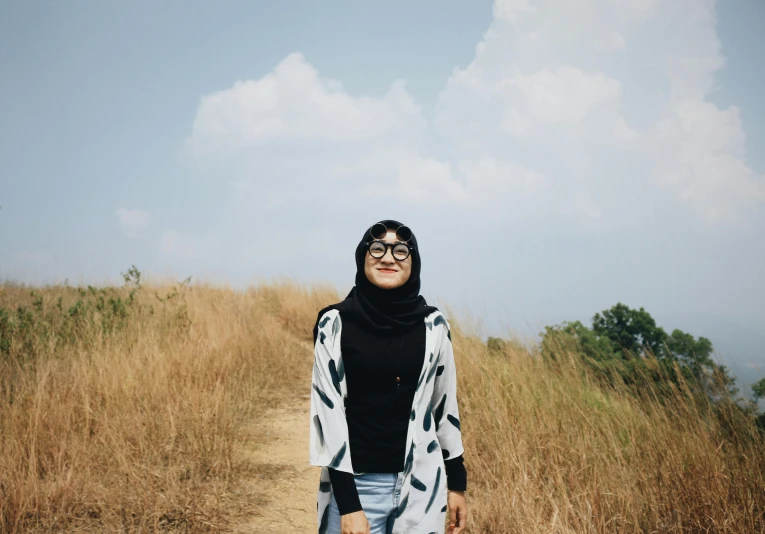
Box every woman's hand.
[447,490,468,534]
[340,510,370,534]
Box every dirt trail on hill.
[233,394,317,533]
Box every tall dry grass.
[1,280,763,533]
[0,280,337,533]
[455,326,765,533]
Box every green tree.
[558,320,619,361]
[591,303,667,358]
[753,378,765,401]
[541,302,740,403]
[665,329,714,380]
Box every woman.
[309,220,468,534]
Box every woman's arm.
[310,310,354,471]
[431,315,468,533]
[431,315,465,465]
[327,468,362,514]
[444,455,466,491]
[309,311,364,517]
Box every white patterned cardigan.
[309,308,464,534]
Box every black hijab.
[313,219,438,342]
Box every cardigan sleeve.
[431,315,466,464]
[328,468,363,515]
[444,454,467,491]
[309,311,355,474]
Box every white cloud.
[613,117,640,142]
[395,157,465,206]
[570,193,603,220]
[645,0,764,223]
[493,0,536,24]
[115,208,150,238]
[504,67,622,124]
[433,0,763,225]
[652,99,765,223]
[458,157,548,210]
[188,52,423,153]
[184,0,763,229]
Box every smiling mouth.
[378,269,397,273]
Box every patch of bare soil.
[232,395,317,533]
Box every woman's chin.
[373,278,402,290]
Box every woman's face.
[364,229,412,290]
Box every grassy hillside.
[1,279,763,533]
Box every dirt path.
[233,394,317,533]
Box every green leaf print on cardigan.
[309,309,464,534]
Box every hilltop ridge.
[1,279,763,533]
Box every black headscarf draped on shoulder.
[312,219,438,343]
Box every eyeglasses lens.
[369,241,386,257]
[393,244,409,260]
[395,225,412,242]
[370,223,388,240]
[369,242,410,261]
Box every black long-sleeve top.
[328,313,467,515]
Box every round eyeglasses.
[367,222,413,243]
[367,240,414,261]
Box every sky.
[1,0,764,395]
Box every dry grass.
[455,326,765,533]
[0,280,336,533]
[1,280,763,533]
